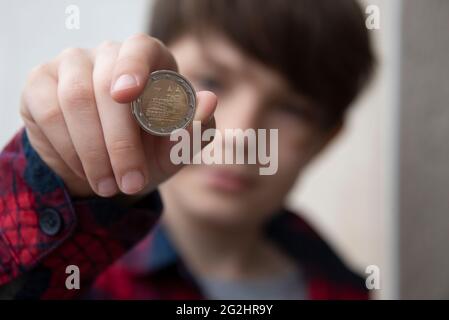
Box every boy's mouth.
[202,167,256,193]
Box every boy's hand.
[19,33,217,199]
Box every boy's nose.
[217,90,263,132]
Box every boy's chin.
[186,199,267,227]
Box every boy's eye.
[194,76,224,92]
[277,103,312,120]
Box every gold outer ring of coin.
[131,70,197,136]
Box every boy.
[0,0,374,299]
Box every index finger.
[110,33,178,103]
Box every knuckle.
[38,106,62,125]
[115,55,146,70]
[82,145,106,165]
[28,63,50,81]
[115,36,166,73]
[99,40,118,49]
[130,33,164,56]
[93,66,113,93]
[129,32,152,43]
[147,36,164,50]
[59,47,85,59]
[19,101,32,123]
[19,88,31,112]
[60,80,93,107]
[108,138,136,157]
[93,78,110,95]
[146,38,164,59]
[97,40,120,53]
[151,37,167,53]
[95,72,113,93]
[21,82,60,125]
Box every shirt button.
[39,208,62,236]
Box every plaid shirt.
[0,129,369,300]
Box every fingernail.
[97,177,118,197]
[121,170,145,194]
[112,74,138,92]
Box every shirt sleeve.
[0,128,163,299]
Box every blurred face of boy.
[160,32,340,227]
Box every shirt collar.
[146,222,179,271]
[118,221,179,275]
[124,208,321,275]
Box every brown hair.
[149,0,375,127]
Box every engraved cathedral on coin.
[132,70,197,136]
